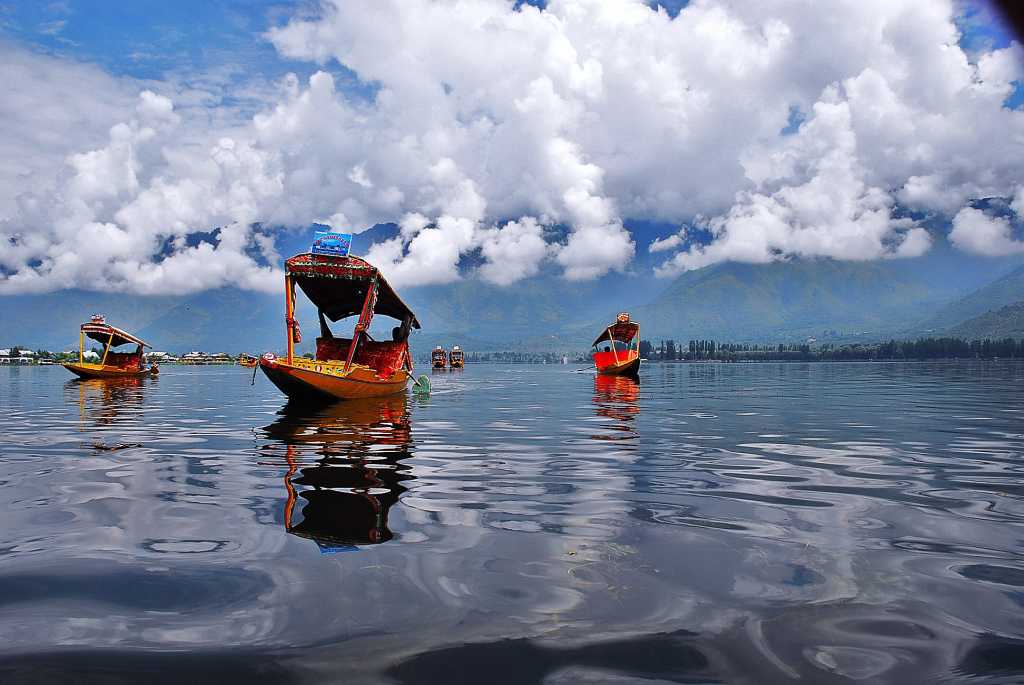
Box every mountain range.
[949,301,1024,339]
[3,224,1023,355]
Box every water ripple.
[0,362,1022,682]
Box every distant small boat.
[63,315,158,379]
[259,252,420,403]
[591,312,640,377]
[449,345,464,368]
[432,346,447,369]
[238,354,258,368]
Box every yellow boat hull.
[260,357,408,403]
[63,363,157,379]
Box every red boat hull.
[593,351,641,377]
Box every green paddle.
[409,372,431,394]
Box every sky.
[0,0,1022,295]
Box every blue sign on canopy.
[311,231,353,257]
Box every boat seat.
[316,337,349,361]
[357,341,407,378]
[104,352,142,369]
[316,337,406,378]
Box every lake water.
[0,362,1023,683]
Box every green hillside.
[3,249,1022,353]
[628,258,983,343]
[948,301,1024,339]
[924,265,1024,332]
[0,291,183,352]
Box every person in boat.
[392,314,414,344]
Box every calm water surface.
[0,362,1023,683]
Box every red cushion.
[316,337,406,378]
[105,352,141,369]
[355,341,406,378]
[316,337,350,361]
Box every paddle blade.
[412,374,431,394]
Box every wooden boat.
[431,346,447,369]
[63,315,158,379]
[238,354,258,368]
[449,345,464,368]
[591,312,641,376]
[259,252,420,403]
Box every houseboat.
[258,251,420,402]
[591,312,641,377]
[63,315,158,379]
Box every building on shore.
[0,349,36,365]
[180,351,234,365]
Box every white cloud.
[949,202,1024,257]
[477,217,552,286]
[656,88,933,276]
[649,233,683,253]
[1,0,1023,293]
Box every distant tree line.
[419,350,575,364]
[640,337,1024,362]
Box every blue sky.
[0,0,377,109]
[4,1,1015,104]
[0,0,301,79]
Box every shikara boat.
[238,354,258,368]
[591,312,641,377]
[431,346,447,369]
[259,252,420,403]
[449,345,464,368]
[63,315,158,379]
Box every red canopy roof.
[592,320,640,347]
[80,322,149,348]
[285,253,420,327]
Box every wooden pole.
[345,278,377,372]
[285,274,294,364]
[608,327,619,364]
[78,330,84,364]
[100,331,113,366]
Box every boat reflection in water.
[592,373,640,443]
[67,376,151,428]
[262,394,414,552]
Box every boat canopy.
[592,320,640,347]
[80,322,149,348]
[285,253,421,328]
